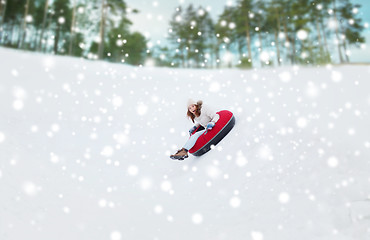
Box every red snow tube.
[189,110,235,156]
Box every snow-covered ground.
[1,47,370,240]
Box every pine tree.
[52,0,71,54]
[336,0,365,62]
[2,0,26,45]
[97,0,129,59]
[0,0,8,42]
[267,0,283,65]
[18,0,30,48]
[34,0,49,51]
[237,0,254,66]
[216,6,239,68]
[189,6,214,67]
[308,0,331,64]
[122,32,147,65]
[68,0,77,55]
[253,0,268,66]
[168,6,190,67]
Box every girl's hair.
[187,100,203,123]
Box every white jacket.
[194,104,220,128]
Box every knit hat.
[187,99,203,109]
[187,99,197,108]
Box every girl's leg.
[183,129,206,150]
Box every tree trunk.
[291,35,296,64]
[245,18,252,65]
[274,30,281,66]
[237,38,243,61]
[215,49,220,69]
[38,0,49,51]
[337,20,350,63]
[342,40,350,62]
[320,21,331,62]
[0,1,2,21]
[19,0,30,49]
[0,0,7,43]
[215,40,221,69]
[315,19,325,59]
[257,29,264,67]
[282,20,292,64]
[7,21,15,45]
[275,8,281,66]
[17,24,22,46]
[226,44,232,68]
[98,0,106,59]
[333,0,344,63]
[182,50,185,68]
[43,11,53,53]
[54,24,60,54]
[69,0,77,55]
[33,29,39,49]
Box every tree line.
[0,0,147,65]
[0,0,366,68]
[160,0,366,68]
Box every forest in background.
[0,0,366,68]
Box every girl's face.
[188,104,196,114]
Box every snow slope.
[1,47,370,240]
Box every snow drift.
[1,47,370,240]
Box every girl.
[170,99,220,160]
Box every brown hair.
[187,100,203,123]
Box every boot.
[170,148,188,160]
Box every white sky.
[126,0,228,43]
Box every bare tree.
[0,0,8,43]
[19,0,30,48]
[98,0,106,59]
[333,0,344,63]
[38,0,49,51]
[68,0,77,55]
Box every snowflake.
[279,71,291,83]
[192,213,203,224]
[127,165,139,176]
[140,178,152,190]
[50,152,60,164]
[137,103,148,116]
[154,205,163,214]
[229,196,241,208]
[101,146,114,157]
[23,181,40,196]
[251,231,264,240]
[296,117,308,128]
[0,132,5,143]
[331,71,342,82]
[278,192,290,204]
[161,180,172,192]
[13,100,24,111]
[327,156,339,168]
[209,82,221,92]
[206,165,221,179]
[110,231,122,240]
[297,30,308,40]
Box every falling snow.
[278,192,290,204]
[192,213,203,224]
[0,132,5,143]
[110,231,122,240]
[0,48,369,240]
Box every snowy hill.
[1,47,370,240]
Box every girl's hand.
[206,122,215,130]
[189,126,197,135]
